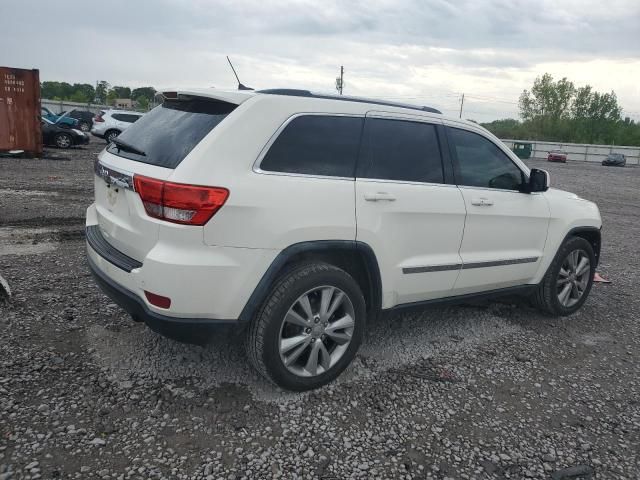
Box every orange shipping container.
[0,67,42,156]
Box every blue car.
[41,107,79,128]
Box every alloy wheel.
[56,134,71,148]
[557,249,590,308]
[279,286,355,377]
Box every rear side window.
[108,99,236,168]
[112,113,141,123]
[260,115,363,177]
[360,118,444,183]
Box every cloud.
[2,0,639,121]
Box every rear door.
[445,125,550,293]
[355,114,466,307]
[93,97,238,261]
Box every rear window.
[260,115,363,177]
[107,99,236,168]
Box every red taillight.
[94,114,104,122]
[144,291,171,309]
[133,175,229,226]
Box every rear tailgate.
[91,91,244,262]
[94,154,172,261]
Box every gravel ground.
[1,139,639,479]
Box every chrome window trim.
[252,112,364,180]
[356,177,458,189]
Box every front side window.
[448,127,524,190]
[260,115,363,177]
[360,118,443,183]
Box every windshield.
[107,98,236,168]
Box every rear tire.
[54,133,72,149]
[246,262,366,391]
[105,130,120,143]
[532,236,595,316]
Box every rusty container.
[0,67,42,156]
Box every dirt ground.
[0,138,638,479]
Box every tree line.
[481,73,640,146]
[41,81,156,110]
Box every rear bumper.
[87,254,241,344]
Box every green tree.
[95,81,110,104]
[519,74,575,121]
[107,89,119,105]
[112,86,131,99]
[136,96,149,110]
[132,86,156,102]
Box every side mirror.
[527,168,550,193]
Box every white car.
[91,109,144,143]
[86,88,602,391]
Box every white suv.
[86,88,602,391]
[91,109,144,143]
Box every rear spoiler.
[159,88,254,106]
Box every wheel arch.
[565,226,601,267]
[238,241,382,324]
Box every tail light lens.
[133,175,229,226]
[94,114,104,122]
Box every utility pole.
[459,93,465,119]
[335,66,344,95]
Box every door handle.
[470,197,493,206]
[364,192,396,202]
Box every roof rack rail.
[256,89,442,114]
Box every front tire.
[532,236,596,316]
[246,263,366,391]
[79,121,91,132]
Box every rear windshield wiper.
[112,137,146,156]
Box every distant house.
[113,98,133,109]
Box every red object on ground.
[593,272,611,283]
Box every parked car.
[91,110,144,143]
[40,106,79,128]
[86,88,602,391]
[41,118,89,148]
[60,110,95,132]
[602,153,626,167]
[547,150,568,163]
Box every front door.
[355,115,467,308]
[445,125,550,293]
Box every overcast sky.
[3,0,639,122]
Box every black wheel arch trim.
[563,226,601,266]
[238,240,383,324]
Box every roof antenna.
[227,56,253,91]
